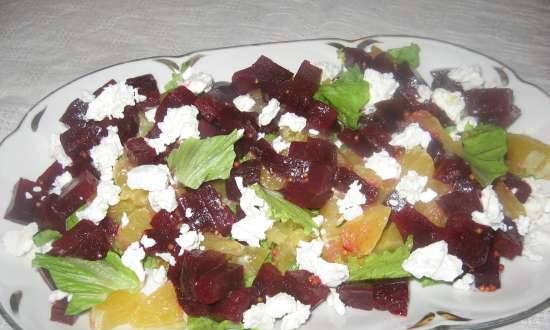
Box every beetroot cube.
[59,124,105,163]
[211,288,254,323]
[34,195,66,232]
[250,140,310,179]
[250,55,293,95]
[284,270,330,308]
[207,83,240,107]
[144,210,183,254]
[50,170,98,221]
[288,138,337,167]
[426,139,445,166]
[465,88,520,127]
[4,178,41,224]
[125,137,158,165]
[492,219,522,260]
[503,173,531,203]
[281,164,334,209]
[438,191,482,217]
[59,99,88,128]
[445,214,493,269]
[226,160,261,202]
[389,205,445,249]
[337,278,409,316]
[473,246,501,291]
[338,120,396,158]
[125,74,160,108]
[198,119,222,138]
[293,60,322,98]
[50,298,78,325]
[306,101,337,134]
[36,162,64,190]
[232,67,258,94]
[252,263,286,298]
[195,263,244,305]
[341,47,373,72]
[333,167,378,203]
[148,86,196,137]
[371,96,411,133]
[369,52,395,74]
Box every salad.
[2,42,550,330]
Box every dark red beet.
[250,55,294,95]
[306,101,338,134]
[465,88,520,127]
[284,270,330,308]
[492,219,522,260]
[195,263,244,304]
[288,138,337,167]
[252,263,286,298]
[274,60,321,113]
[341,47,373,72]
[178,184,237,236]
[50,298,78,325]
[281,164,334,209]
[338,120,397,158]
[125,137,158,165]
[430,69,462,92]
[414,102,453,128]
[59,124,106,164]
[393,63,418,88]
[49,218,118,260]
[4,178,41,224]
[125,74,160,108]
[207,83,240,107]
[334,167,378,203]
[231,67,258,94]
[389,205,445,249]
[434,157,480,194]
[426,139,445,166]
[445,214,494,269]
[59,99,88,128]
[148,86,196,137]
[473,245,501,291]
[144,210,183,254]
[198,119,222,138]
[211,288,254,323]
[371,96,411,133]
[368,52,395,73]
[36,162,64,190]
[502,173,531,203]
[437,191,482,217]
[250,139,311,179]
[50,170,98,221]
[226,159,262,201]
[34,195,66,232]
[337,278,409,316]
[111,110,139,144]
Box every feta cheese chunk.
[140,235,156,248]
[471,185,506,231]
[364,150,402,180]
[85,81,145,121]
[182,72,214,94]
[452,273,475,291]
[144,107,157,123]
[363,69,400,114]
[2,223,38,257]
[336,180,367,221]
[233,94,256,112]
[389,123,431,150]
[272,136,291,153]
[145,105,200,154]
[126,164,171,191]
[515,215,531,236]
[315,61,342,81]
[402,240,463,282]
[279,112,307,132]
[520,178,550,261]
[148,187,178,213]
[243,292,311,330]
[449,116,478,141]
[48,290,72,304]
[121,242,146,282]
[296,239,349,287]
[141,266,167,296]
[90,126,124,181]
[308,129,320,136]
[49,171,73,195]
[431,88,465,123]
[395,171,437,204]
[49,134,72,167]
[77,180,121,223]
[175,224,204,255]
[327,288,346,315]
[258,98,281,126]
[416,84,432,103]
[447,66,484,90]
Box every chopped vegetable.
[507,133,550,179]
[387,43,421,69]
[32,230,61,247]
[187,317,244,330]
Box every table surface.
[0,0,549,329]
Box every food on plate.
[3,41,550,330]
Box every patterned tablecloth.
[0,0,549,329]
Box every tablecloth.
[1,0,549,329]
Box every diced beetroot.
[231,67,258,94]
[334,167,378,203]
[178,184,237,236]
[50,170,98,221]
[34,195,66,232]
[430,69,462,92]
[211,288,254,323]
[293,61,322,98]
[281,164,334,209]
[371,96,411,133]
[148,86,196,137]
[465,88,520,127]
[195,263,244,304]
[125,74,160,108]
[234,137,255,160]
[426,139,445,166]
[250,55,294,95]
[306,101,337,134]
[59,124,105,164]
[194,95,258,138]
[473,246,501,291]
[226,160,262,201]
[393,63,417,88]
[144,210,183,254]
[414,102,453,128]
[337,278,409,316]
[252,263,286,298]
[4,178,41,224]
[338,120,398,158]
[445,214,493,269]
[368,52,395,73]
[284,270,329,308]
[438,191,482,217]
[434,157,481,194]
[50,298,78,325]
[207,83,240,107]
[341,47,373,72]
[49,218,118,260]
[111,110,139,144]
[59,99,88,128]
[198,119,222,138]
[288,138,337,167]
[492,219,522,260]
[250,139,311,179]
[389,205,445,249]
[36,162,64,190]
[125,137,158,165]
[502,173,531,203]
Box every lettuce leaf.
[187,317,244,330]
[32,230,61,247]
[314,67,370,129]
[167,129,243,189]
[347,236,413,281]
[32,251,140,315]
[462,124,508,186]
[387,43,421,69]
[251,184,317,234]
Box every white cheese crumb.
[432,88,465,123]
[280,302,311,330]
[33,186,42,192]
[312,215,325,226]
[48,290,72,304]
[278,112,307,132]
[156,252,176,266]
[308,129,320,136]
[452,273,475,291]
[49,134,72,168]
[127,164,171,191]
[258,98,281,126]
[233,94,256,112]
[315,61,342,81]
[2,223,38,257]
[144,107,157,123]
[447,66,484,90]
[140,235,157,248]
[364,150,402,180]
[243,292,311,330]
[182,72,214,94]
[141,266,167,296]
[515,215,531,236]
[148,187,178,213]
[521,178,550,261]
[256,132,266,141]
[402,240,463,282]
[416,84,432,103]
[85,82,145,121]
[120,212,129,228]
[449,116,479,141]
[363,69,400,114]
[471,185,506,231]
[121,242,146,282]
[327,288,346,315]
[49,171,73,195]
[25,192,33,199]
[389,123,432,150]
[145,105,200,154]
[89,126,124,181]
[336,180,366,221]
[296,239,349,287]
[395,170,437,204]
[175,224,204,255]
[334,139,343,148]
[76,180,121,223]
[185,208,194,218]
[272,136,291,154]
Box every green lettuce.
[314,67,370,129]
[251,184,317,234]
[387,43,421,69]
[164,56,198,92]
[347,236,413,281]
[462,124,508,186]
[33,251,140,315]
[167,129,243,189]
[32,230,61,247]
[187,317,244,330]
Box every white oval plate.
[1,35,549,330]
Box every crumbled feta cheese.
[416,84,432,103]
[77,180,121,223]
[2,223,38,257]
[182,72,214,94]
[389,123,432,150]
[140,235,157,248]
[327,288,346,315]
[449,116,478,141]
[90,126,124,181]
[185,208,194,218]
[156,252,176,266]
[395,171,437,204]
[471,185,506,231]
[520,178,550,261]
[231,177,274,247]
[515,215,531,236]
[145,105,200,154]
[120,212,129,228]
[308,129,320,136]
[452,273,475,291]
[33,186,42,192]
[447,66,484,90]
[233,94,256,112]
[148,187,178,213]
[25,192,33,199]
[364,150,402,180]
[243,303,276,330]
[49,134,72,167]
[312,215,325,226]
[258,98,281,126]
[272,136,291,153]
[121,242,146,282]
[334,139,343,148]
[49,171,73,195]
[431,88,465,123]
[141,266,167,296]
[363,69,399,113]
[296,239,349,287]
[280,302,311,330]
[256,132,266,141]
[85,82,145,121]
[175,224,204,255]
[80,91,95,103]
[315,61,342,81]
[279,112,307,132]
[243,292,311,330]
[48,290,71,304]
[336,180,366,221]
[402,240,463,282]
[127,164,171,191]
[144,107,157,123]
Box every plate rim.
[1,34,549,330]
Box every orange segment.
[340,204,391,256]
[415,201,447,228]
[400,147,434,178]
